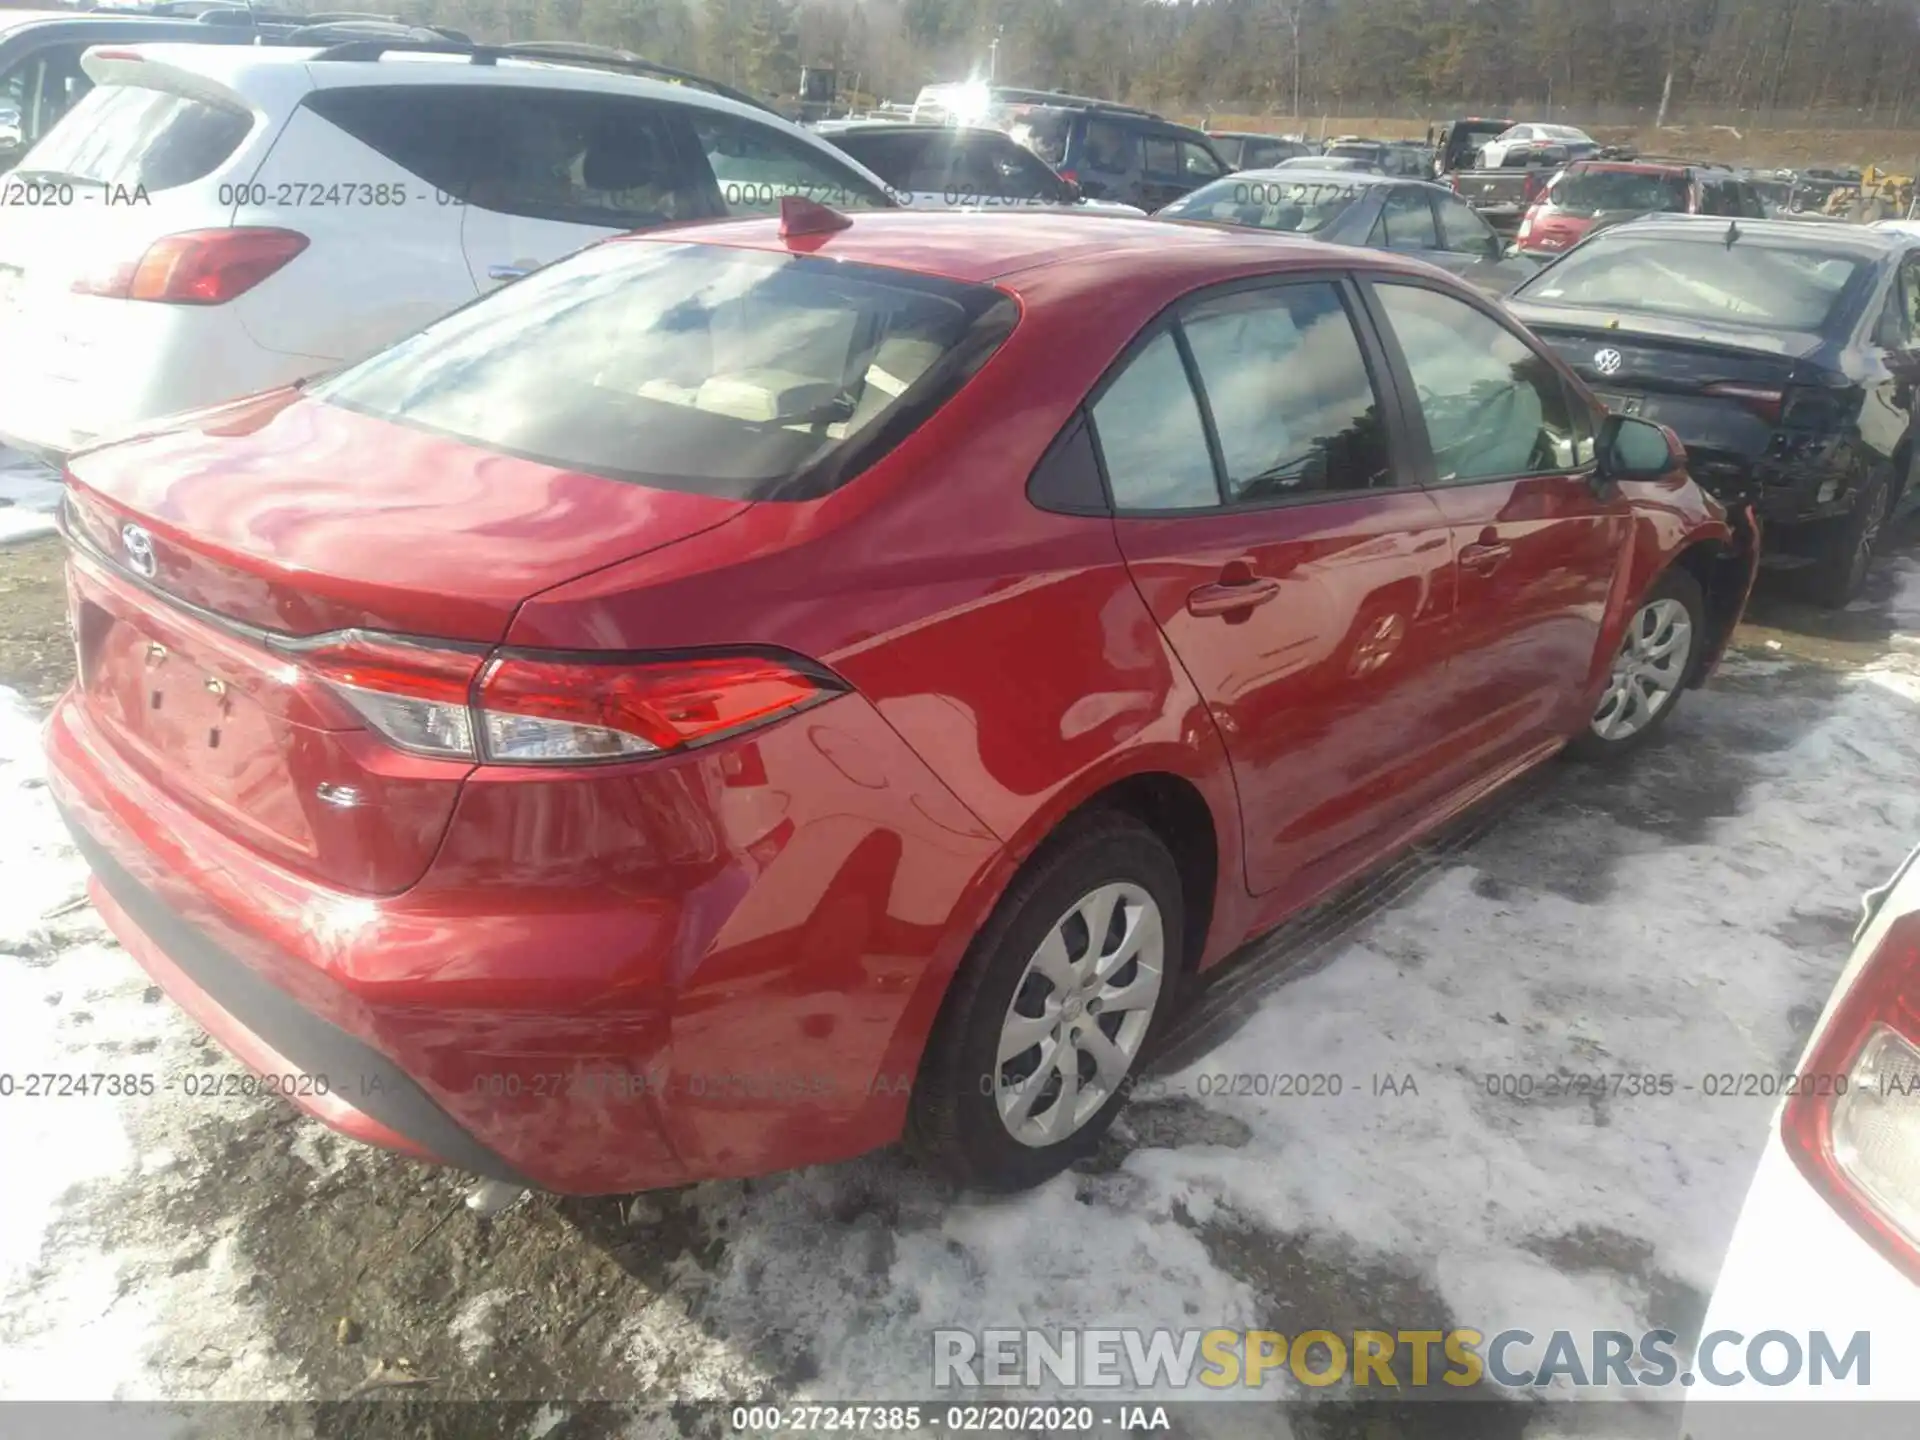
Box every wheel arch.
[1671,532,1755,687]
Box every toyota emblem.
[1592,347,1624,376]
[121,522,157,579]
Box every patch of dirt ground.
[0,536,69,708]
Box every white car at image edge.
[1476,122,1597,168]
[0,39,899,463]
[1684,839,1920,1437]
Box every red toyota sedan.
[45,208,1757,1197]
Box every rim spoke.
[1072,886,1123,976]
[1076,1025,1133,1093]
[1001,1041,1060,1128]
[1038,1046,1082,1140]
[998,1009,1057,1064]
[1097,968,1162,1013]
[1094,900,1161,983]
[1027,928,1075,991]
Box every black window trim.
[1356,271,1602,490]
[1068,268,1423,519]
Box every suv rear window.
[312,241,1016,501]
[1548,169,1690,216]
[22,82,249,192]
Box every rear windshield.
[1157,176,1362,233]
[1549,169,1690,216]
[22,83,251,192]
[1518,235,1867,332]
[312,242,1016,501]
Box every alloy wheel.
[1591,597,1694,742]
[993,881,1164,1147]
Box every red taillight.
[1522,173,1549,204]
[1782,911,1920,1282]
[1058,169,1077,184]
[72,228,308,305]
[290,634,845,765]
[1703,382,1787,424]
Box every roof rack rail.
[288,19,470,42]
[305,36,773,113]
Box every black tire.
[1568,565,1707,761]
[1806,469,1893,609]
[906,811,1184,1191]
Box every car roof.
[1596,213,1911,253]
[628,210,1452,289]
[1227,166,1403,188]
[94,40,795,120]
[1207,130,1296,142]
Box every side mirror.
[1484,233,1503,261]
[1598,413,1684,482]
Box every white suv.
[0,39,896,462]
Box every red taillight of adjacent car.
[1702,381,1788,425]
[1782,911,1920,1282]
[294,631,846,765]
[72,228,309,304]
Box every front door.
[1090,276,1460,898]
[1363,279,1632,765]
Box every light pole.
[989,34,1000,81]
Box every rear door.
[1364,279,1630,762]
[1137,131,1189,210]
[1091,275,1460,898]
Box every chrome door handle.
[1459,541,1512,573]
[487,264,533,282]
[1187,577,1283,617]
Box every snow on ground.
[1,554,1918,1419]
[0,447,59,547]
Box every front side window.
[1180,140,1226,181]
[1375,282,1578,484]
[1182,283,1394,501]
[313,241,1010,500]
[689,111,891,215]
[1088,331,1218,510]
[1081,119,1136,174]
[949,136,1065,203]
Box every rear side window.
[1089,331,1217,510]
[688,110,892,214]
[1371,187,1439,250]
[24,82,248,191]
[1005,109,1070,167]
[311,241,1013,501]
[2,46,95,150]
[829,132,930,191]
[306,86,707,227]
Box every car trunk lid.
[62,390,751,894]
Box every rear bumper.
[45,666,1002,1194]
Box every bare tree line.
[312,0,1920,126]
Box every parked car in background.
[1450,148,1571,238]
[1320,137,1430,178]
[1154,169,1536,293]
[1685,839,1920,1429]
[1429,114,1514,177]
[1515,159,1764,260]
[0,1,471,171]
[1276,153,1380,174]
[908,81,1153,129]
[994,99,1228,210]
[44,209,1753,1201]
[1478,122,1598,168]
[815,121,1143,214]
[0,37,895,463]
[1207,130,1312,171]
[1507,216,1920,605]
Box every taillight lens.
[1783,913,1920,1282]
[291,633,844,766]
[1516,211,1534,242]
[72,228,309,305]
[1058,169,1077,184]
[1702,381,1787,424]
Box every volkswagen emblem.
[1592,347,1624,377]
[121,522,157,579]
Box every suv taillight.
[296,632,846,765]
[72,228,309,305]
[1702,381,1788,424]
[1782,912,1920,1282]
